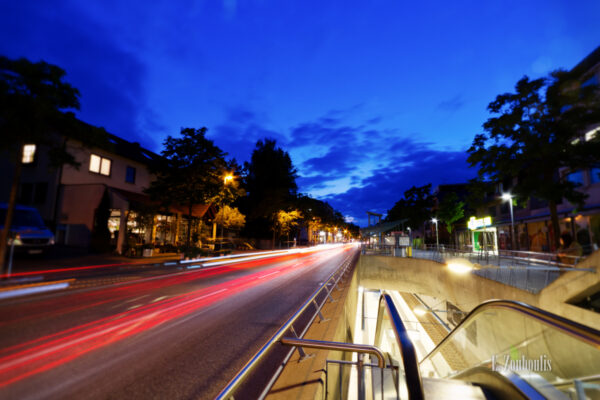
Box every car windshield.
[0,209,45,228]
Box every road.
[0,244,359,399]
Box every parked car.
[0,203,55,254]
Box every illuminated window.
[22,144,36,164]
[585,127,599,142]
[89,154,111,176]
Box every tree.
[437,192,465,238]
[146,127,234,247]
[0,56,104,270]
[214,205,246,236]
[386,184,433,230]
[240,139,298,242]
[468,71,600,248]
[274,209,302,246]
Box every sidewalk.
[5,246,182,276]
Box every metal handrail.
[215,249,359,400]
[280,337,385,368]
[374,292,425,400]
[421,299,600,367]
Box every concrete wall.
[357,252,600,330]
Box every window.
[591,168,600,184]
[125,166,136,184]
[89,154,111,176]
[22,144,36,164]
[566,170,584,186]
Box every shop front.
[468,216,498,254]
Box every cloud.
[437,95,465,112]
[211,106,287,163]
[0,1,161,151]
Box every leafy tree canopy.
[215,205,246,230]
[467,70,600,246]
[386,184,433,229]
[437,192,465,233]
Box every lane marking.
[258,271,281,279]
[0,280,73,300]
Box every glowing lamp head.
[431,218,438,224]
[224,174,234,184]
[501,193,512,201]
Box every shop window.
[125,166,136,184]
[89,154,111,176]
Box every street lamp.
[224,173,234,185]
[502,193,515,250]
[431,218,439,250]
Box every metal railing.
[374,292,424,400]
[363,244,596,293]
[420,300,600,399]
[215,249,359,400]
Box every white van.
[0,204,55,254]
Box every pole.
[435,221,439,250]
[509,199,515,250]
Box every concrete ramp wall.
[358,252,600,329]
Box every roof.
[68,119,162,167]
[360,219,409,236]
[110,188,216,218]
[571,46,600,79]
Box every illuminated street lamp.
[224,173,234,185]
[502,193,516,250]
[431,218,439,250]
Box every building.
[0,124,216,254]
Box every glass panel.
[100,158,111,176]
[126,166,136,183]
[421,305,600,399]
[89,154,101,173]
[566,170,584,186]
[591,168,600,184]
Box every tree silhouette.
[468,71,600,248]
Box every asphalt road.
[0,244,358,400]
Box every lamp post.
[502,193,515,250]
[432,218,439,250]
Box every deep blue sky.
[2,1,599,226]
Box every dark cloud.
[437,95,465,112]
[323,146,476,226]
[0,1,160,151]
[211,106,287,163]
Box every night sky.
[2,1,599,226]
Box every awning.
[109,188,215,218]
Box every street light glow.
[431,218,437,224]
[446,258,475,274]
[501,193,512,201]
[224,174,234,184]
[413,305,428,316]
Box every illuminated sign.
[468,216,492,230]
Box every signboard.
[468,216,492,230]
[398,236,410,247]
